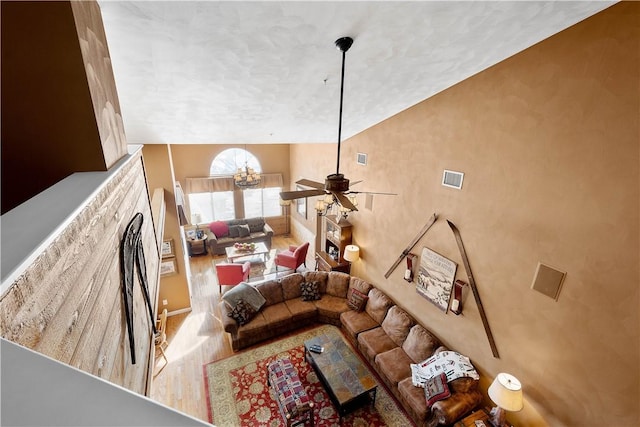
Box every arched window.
[188,148,282,223]
[210,148,261,176]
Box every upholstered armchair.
[274,242,310,272]
[215,261,251,293]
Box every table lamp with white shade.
[488,373,523,427]
[343,245,360,264]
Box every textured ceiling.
[99,1,614,145]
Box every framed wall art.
[295,185,307,219]
[416,247,457,312]
[160,257,178,276]
[161,239,174,258]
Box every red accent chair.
[215,261,251,294]
[274,242,310,273]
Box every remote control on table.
[309,345,324,353]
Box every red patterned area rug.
[204,324,412,426]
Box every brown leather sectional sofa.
[218,271,482,427]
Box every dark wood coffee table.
[304,332,377,421]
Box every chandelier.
[234,163,261,188]
[233,146,261,188]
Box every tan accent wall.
[292,4,639,426]
[1,1,127,213]
[143,145,192,313]
[0,155,159,395]
[289,143,336,243]
[170,144,290,187]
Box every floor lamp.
[279,199,291,236]
[315,209,323,254]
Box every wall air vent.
[442,170,464,190]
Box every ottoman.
[267,357,314,427]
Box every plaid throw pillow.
[227,299,256,325]
[300,281,320,301]
[347,287,369,311]
[424,373,451,407]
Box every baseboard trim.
[166,307,192,317]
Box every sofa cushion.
[303,271,328,294]
[357,327,399,364]
[381,306,415,347]
[340,310,379,342]
[449,377,478,393]
[424,373,451,407]
[300,281,321,301]
[365,288,394,324]
[349,276,373,295]
[227,299,256,325]
[402,325,441,363]
[398,378,430,423]
[284,298,317,323]
[209,220,229,237]
[346,288,368,311]
[375,346,414,387]
[260,303,292,327]
[255,280,284,306]
[236,312,269,339]
[314,294,349,323]
[245,217,265,233]
[326,272,350,298]
[280,273,305,300]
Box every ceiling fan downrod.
[334,36,353,177]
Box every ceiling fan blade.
[333,191,358,211]
[296,178,324,189]
[280,189,326,200]
[349,180,362,187]
[348,190,398,196]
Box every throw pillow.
[346,287,369,312]
[228,225,240,238]
[227,299,256,326]
[237,224,251,237]
[424,373,451,407]
[209,221,229,238]
[300,281,320,301]
[245,217,264,233]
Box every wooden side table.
[187,236,208,256]
[454,409,511,427]
[315,251,351,273]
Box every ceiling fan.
[280,36,396,212]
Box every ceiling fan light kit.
[279,36,396,213]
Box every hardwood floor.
[150,235,309,422]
